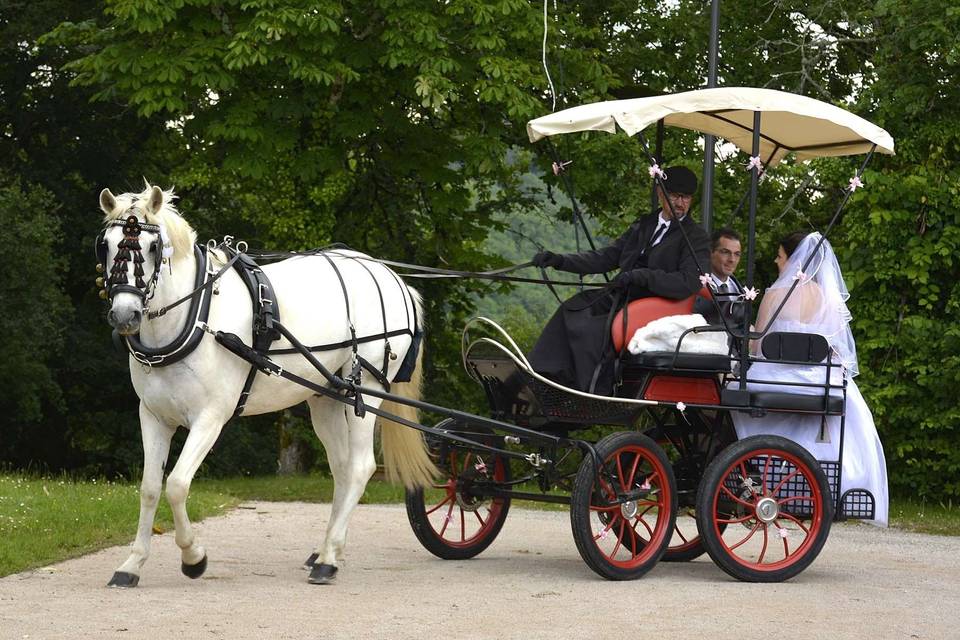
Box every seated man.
[527,165,710,394]
[693,227,745,326]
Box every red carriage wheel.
[405,420,511,560]
[695,435,834,582]
[570,432,677,580]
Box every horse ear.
[100,188,118,215]
[146,185,164,215]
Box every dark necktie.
[717,282,729,295]
[646,222,667,252]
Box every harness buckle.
[258,282,272,306]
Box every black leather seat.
[621,351,732,373]
[748,390,844,414]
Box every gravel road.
[2,502,958,640]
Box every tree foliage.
[0,0,955,498]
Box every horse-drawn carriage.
[95,87,892,587]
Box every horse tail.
[379,289,438,489]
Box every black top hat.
[662,166,698,195]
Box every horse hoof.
[308,563,338,585]
[181,554,208,579]
[107,571,139,588]
[303,552,319,570]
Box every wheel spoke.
[715,513,755,525]
[589,504,620,513]
[593,519,614,542]
[616,455,626,492]
[635,511,655,538]
[460,508,466,542]
[761,454,772,494]
[673,521,689,544]
[777,513,810,534]
[625,451,642,489]
[720,483,757,510]
[474,510,486,527]
[728,522,761,551]
[425,493,454,516]
[758,523,769,563]
[777,494,815,504]
[439,502,455,537]
[610,519,624,557]
[772,468,801,496]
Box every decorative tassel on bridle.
[108,215,148,289]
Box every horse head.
[96,183,195,335]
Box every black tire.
[570,431,677,580]
[405,419,511,560]
[696,435,834,582]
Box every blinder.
[95,214,163,301]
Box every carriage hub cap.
[755,497,779,523]
[620,500,638,520]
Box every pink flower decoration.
[474,460,487,474]
[648,163,667,180]
[699,273,712,287]
[848,175,864,191]
[676,402,686,413]
[778,527,790,539]
[742,287,759,301]
[794,268,806,282]
[746,156,764,173]
[597,528,610,540]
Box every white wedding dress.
[730,234,889,526]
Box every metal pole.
[701,0,721,232]
[737,110,761,391]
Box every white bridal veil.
[756,233,859,377]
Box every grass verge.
[2,473,957,577]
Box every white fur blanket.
[627,314,730,355]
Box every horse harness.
[96,224,420,418]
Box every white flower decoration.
[848,175,864,192]
[676,402,686,413]
[746,156,764,172]
[699,273,712,287]
[742,287,759,301]
[648,163,667,180]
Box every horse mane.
[103,184,197,260]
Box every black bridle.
[95,214,163,302]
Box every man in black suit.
[693,227,745,327]
[527,166,710,394]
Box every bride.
[732,231,889,526]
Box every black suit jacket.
[557,210,710,300]
[694,275,749,329]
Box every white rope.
[542,0,557,112]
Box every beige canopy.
[526,87,894,166]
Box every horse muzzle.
[108,307,142,335]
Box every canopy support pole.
[737,111,762,391]
[701,0,721,233]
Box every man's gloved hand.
[532,251,564,269]
[612,269,647,290]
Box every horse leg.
[164,413,225,579]
[108,403,176,588]
[305,396,379,584]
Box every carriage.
[402,87,893,582]
[95,87,892,587]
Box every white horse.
[97,183,436,587]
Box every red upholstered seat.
[610,286,712,352]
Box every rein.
[248,247,609,290]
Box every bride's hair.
[780,230,808,257]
